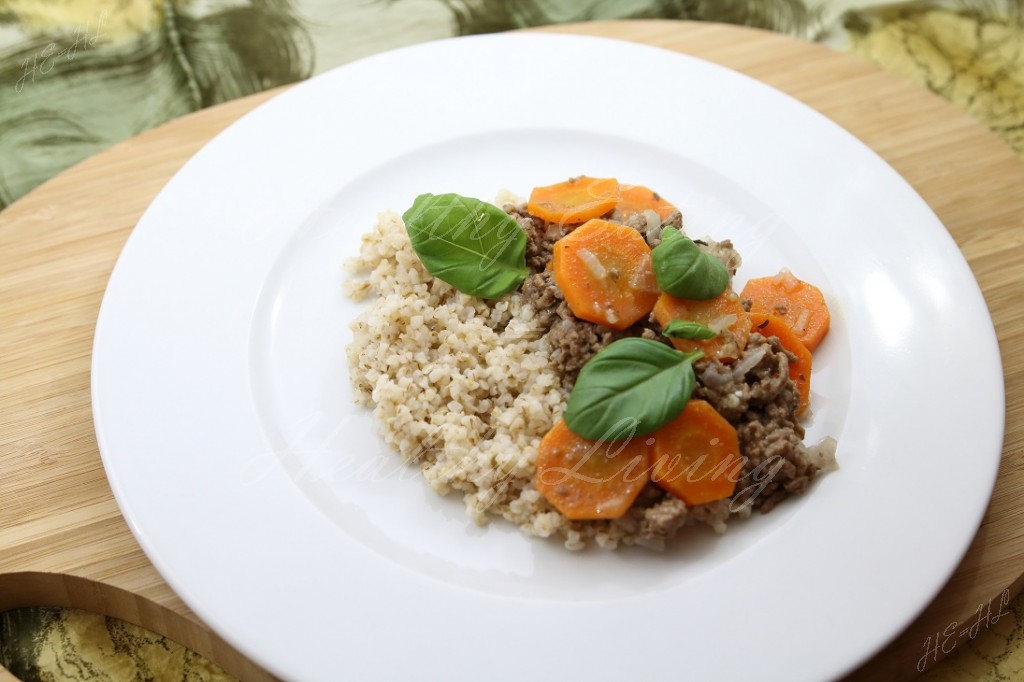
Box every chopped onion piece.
[803,436,839,472]
[646,224,664,247]
[629,253,660,293]
[792,308,812,335]
[699,343,769,387]
[699,363,734,388]
[643,209,662,232]
[730,344,769,380]
[773,267,801,292]
[544,223,567,241]
[708,314,737,333]
[577,247,607,279]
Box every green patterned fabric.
[844,1,1024,154]
[0,608,232,681]
[3,0,1021,210]
[0,0,314,208]
[1,0,1022,680]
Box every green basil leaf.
[562,337,701,441]
[402,193,528,299]
[663,319,718,340]
[652,226,729,300]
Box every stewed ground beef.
[509,201,834,535]
[695,334,821,513]
[505,204,567,272]
[520,270,667,389]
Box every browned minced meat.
[695,334,822,513]
[518,270,560,316]
[546,314,631,387]
[519,270,666,389]
[639,492,689,539]
[698,237,742,278]
[636,490,737,543]
[633,336,823,538]
[504,203,570,272]
[511,201,824,530]
[621,208,683,247]
[518,271,613,384]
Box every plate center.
[248,129,848,600]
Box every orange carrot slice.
[750,313,812,415]
[740,270,830,351]
[650,400,742,506]
[652,289,750,361]
[552,218,659,330]
[535,420,651,520]
[528,176,620,226]
[617,184,677,221]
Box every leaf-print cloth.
[1,0,1022,680]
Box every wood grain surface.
[1,20,1022,682]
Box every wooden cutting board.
[2,20,1022,682]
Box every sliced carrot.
[650,400,742,506]
[552,218,659,330]
[527,176,620,226]
[750,313,812,415]
[652,289,750,362]
[616,184,677,221]
[740,270,830,351]
[535,420,651,520]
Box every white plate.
[92,33,1004,682]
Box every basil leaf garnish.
[563,337,702,441]
[663,319,718,340]
[402,193,528,299]
[652,226,729,300]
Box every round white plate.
[92,33,1004,682]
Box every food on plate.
[741,270,831,351]
[527,175,620,225]
[551,218,659,330]
[748,313,813,415]
[345,177,837,549]
[535,419,651,520]
[650,399,742,506]
[652,288,750,362]
[616,183,677,221]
